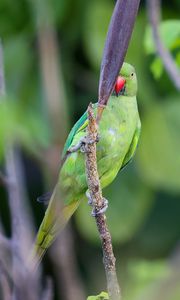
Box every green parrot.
[33,62,141,264]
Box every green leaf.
[176,52,180,65]
[124,260,170,300]
[124,259,180,300]
[144,20,180,54]
[128,260,169,283]
[87,291,109,300]
[150,57,163,79]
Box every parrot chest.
[97,100,138,162]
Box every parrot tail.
[29,184,81,271]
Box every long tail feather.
[29,184,80,270]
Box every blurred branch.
[85,104,121,300]
[147,0,180,90]
[42,278,54,300]
[37,31,85,299]
[37,26,69,143]
[51,226,86,300]
[0,233,11,251]
[0,170,9,187]
[0,41,40,300]
[0,222,12,283]
[0,263,11,300]
[29,1,86,299]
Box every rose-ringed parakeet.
[33,62,141,264]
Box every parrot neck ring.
[113,76,126,97]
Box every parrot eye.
[131,72,134,77]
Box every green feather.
[62,110,88,158]
[62,104,98,158]
[121,119,141,170]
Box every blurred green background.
[0,0,180,299]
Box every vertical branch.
[0,171,9,186]
[29,1,85,299]
[147,0,180,90]
[0,42,34,261]
[0,265,11,300]
[85,104,121,300]
[42,278,54,300]
[50,225,86,300]
[0,225,11,300]
[37,30,85,299]
[0,42,40,300]
[0,232,11,251]
[37,26,69,143]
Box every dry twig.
[85,103,121,300]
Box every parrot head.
[114,62,137,97]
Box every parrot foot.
[68,135,99,154]
[86,191,108,216]
[91,198,108,217]
[80,135,100,153]
[86,191,93,206]
[67,139,85,153]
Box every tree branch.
[42,278,54,300]
[147,0,180,90]
[29,1,85,298]
[0,170,9,187]
[85,103,121,300]
[0,262,11,300]
[0,232,11,251]
[0,41,40,300]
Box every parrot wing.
[62,103,97,158]
[62,110,88,158]
[121,118,141,170]
[36,107,91,205]
[32,105,98,267]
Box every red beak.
[97,76,126,123]
[114,76,126,95]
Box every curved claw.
[86,191,93,206]
[69,135,100,154]
[91,198,108,217]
